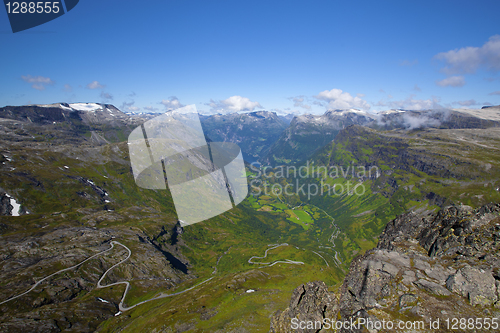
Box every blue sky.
[1,0,499,114]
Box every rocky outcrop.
[269,281,338,333]
[262,110,375,166]
[271,204,500,332]
[0,193,13,216]
[446,266,497,306]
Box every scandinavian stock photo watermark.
[249,161,380,199]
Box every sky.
[1,0,499,115]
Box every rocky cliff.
[271,203,500,332]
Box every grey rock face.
[446,266,498,306]
[0,193,13,216]
[269,281,338,333]
[272,204,500,332]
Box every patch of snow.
[105,200,110,203]
[5,156,12,161]
[103,176,108,178]
[114,311,122,316]
[69,103,102,112]
[345,109,369,115]
[246,289,255,293]
[64,166,69,169]
[453,107,500,121]
[379,109,406,115]
[37,103,61,108]
[53,122,56,124]
[59,104,73,111]
[97,297,110,303]
[4,193,21,216]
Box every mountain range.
[0,102,499,332]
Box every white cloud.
[288,96,311,110]
[63,84,72,92]
[436,76,465,87]
[435,35,500,74]
[120,101,139,112]
[380,94,443,110]
[21,75,54,91]
[143,106,159,112]
[455,99,478,107]
[160,96,184,110]
[314,88,370,111]
[100,92,113,101]
[488,91,500,96]
[413,84,421,92]
[207,95,262,113]
[86,81,105,89]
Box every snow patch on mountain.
[378,109,406,115]
[4,193,21,216]
[453,106,500,121]
[69,103,102,112]
[59,104,73,111]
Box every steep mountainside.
[200,111,288,162]
[262,107,500,166]
[0,103,141,145]
[262,109,375,166]
[372,109,500,131]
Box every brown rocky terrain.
[271,203,500,332]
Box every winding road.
[273,196,343,267]
[0,242,117,306]
[0,241,214,313]
[248,243,304,267]
[307,203,343,266]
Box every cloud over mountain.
[161,96,184,110]
[86,81,105,89]
[314,88,370,111]
[207,96,262,113]
[377,94,443,111]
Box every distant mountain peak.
[325,108,371,116]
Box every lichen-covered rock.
[446,266,497,306]
[269,281,338,333]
